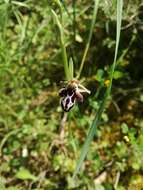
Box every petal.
[75,91,83,102]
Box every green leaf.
[113,71,123,79]
[15,168,37,181]
[140,94,143,102]
[132,162,140,170]
[12,1,29,8]
[73,98,106,178]
[51,9,69,80]
[73,0,123,178]
[69,57,74,80]
[77,0,100,78]
[95,69,104,82]
[121,123,129,134]
[108,0,123,93]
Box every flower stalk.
[51,10,70,81]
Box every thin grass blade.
[51,9,70,80]
[69,57,74,80]
[108,0,123,94]
[73,0,123,178]
[77,0,100,79]
[12,1,29,8]
[73,97,106,178]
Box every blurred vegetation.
[0,0,143,189]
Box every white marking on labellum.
[61,93,75,112]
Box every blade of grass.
[54,0,63,20]
[13,9,28,43]
[0,2,9,39]
[73,0,123,178]
[69,57,74,80]
[116,34,135,65]
[72,0,76,43]
[51,9,70,80]
[73,97,106,178]
[12,0,29,8]
[77,0,100,79]
[60,0,72,19]
[107,0,123,94]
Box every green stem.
[51,10,70,80]
[73,0,123,178]
[60,32,70,80]
[107,0,123,95]
[77,0,100,79]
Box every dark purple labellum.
[60,90,76,112]
[59,88,67,97]
[75,91,83,102]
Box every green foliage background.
[0,0,143,189]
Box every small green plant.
[51,0,98,112]
[51,0,123,178]
[52,9,91,112]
